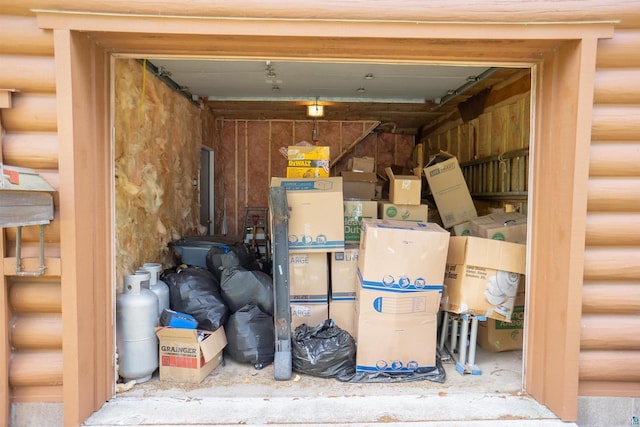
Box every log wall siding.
[581,27,640,395]
[0,13,62,409]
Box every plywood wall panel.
[270,121,292,179]
[2,132,58,169]
[246,121,270,208]
[11,314,62,349]
[8,279,61,314]
[236,121,248,232]
[0,93,56,132]
[0,55,55,93]
[218,121,239,235]
[114,59,202,288]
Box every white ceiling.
[149,58,491,104]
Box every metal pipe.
[430,67,499,111]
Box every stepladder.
[438,311,487,375]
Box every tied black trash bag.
[160,265,229,331]
[224,304,274,369]
[206,242,262,282]
[220,255,274,315]
[292,319,356,379]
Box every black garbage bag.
[224,304,275,369]
[220,259,274,315]
[206,242,261,282]
[160,265,229,331]
[292,319,356,379]
[342,356,446,383]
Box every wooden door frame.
[37,11,613,425]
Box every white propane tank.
[142,262,170,317]
[116,271,159,383]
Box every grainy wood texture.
[9,350,62,387]
[11,314,62,349]
[2,132,59,169]
[0,93,57,132]
[0,16,53,56]
[0,55,56,93]
[582,282,640,313]
[8,279,61,313]
[589,141,640,177]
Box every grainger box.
[271,177,345,252]
[442,236,526,322]
[343,200,377,243]
[156,326,227,383]
[423,151,477,228]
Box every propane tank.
[116,272,159,383]
[142,262,170,317]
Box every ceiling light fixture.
[364,74,374,80]
[307,97,324,117]
[356,87,366,93]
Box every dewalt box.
[156,326,227,383]
[286,145,330,178]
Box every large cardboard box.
[342,171,377,199]
[156,326,227,383]
[358,219,450,291]
[290,301,328,330]
[355,286,440,372]
[423,151,477,228]
[442,236,526,322]
[330,245,359,297]
[286,145,330,178]
[329,299,356,338]
[469,212,528,244]
[270,177,345,252]
[348,156,375,173]
[343,200,377,243]
[385,167,421,205]
[378,201,428,222]
[478,292,525,352]
[289,252,329,299]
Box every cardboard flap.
[199,327,227,363]
[341,171,378,183]
[155,326,199,341]
[458,236,526,274]
[425,150,455,168]
[446,236,469,265]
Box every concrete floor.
[82,347,574,426]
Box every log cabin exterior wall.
[0,1,638,426]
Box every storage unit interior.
[113,56,531,397]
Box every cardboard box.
[348,156,375,173]
[286,145,330,178]
[451,221,471,236]
[270,177,345,252]
[289,252,329,300]
[343,200,377,243]
[423,151,477,228]
[469,212,527,244]
[442,236,526,322]
[355,286,440,372]
[330,245,359,297]
[358,219,450,292]
[156,326,227,383]
[378,201,428,222]
[385,167,421,205]
[342,171,377,199]
[329,299,356,338]
[477,292,525,352]
[290,302,328,330]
